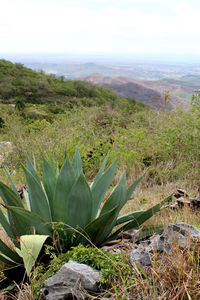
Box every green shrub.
[31,244,131,298]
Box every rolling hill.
[82,74,191,109]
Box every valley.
[20,58,200,109]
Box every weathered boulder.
[130,223,200,268]
[172,187,200,209]
[41,260,101,300]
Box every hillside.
[82,73,191,109]
[0,60,118,106]
[0,60,200,300]
[1,59,193,110]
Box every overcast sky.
[0,0,200,56]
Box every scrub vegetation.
[0,61,200,299]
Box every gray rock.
[130,223,200,268]
[159,223,200,250]
[40,285,83,300]
[166,223,200,239]
[130,249,151,268]
[173,187,200,209]
[41,260,101,300]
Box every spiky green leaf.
[79,206,119,246]
[23,188,30,211]
[32,153,37,171]
[0,209,16,244]
[107,195,171,241]
[0,253,18,266]
[42,157,57,212]
[115,210,144,226]
[23,166,51,222]
[53,154,76,222]
[71,147,82,179]
[20,235,49,276]
[126,174,144,203]
[0,239,22,264]
[3,166,20,197]
[5,206,52,236]
[26,155,40,183]
[0,183,25,237]
[67,173,93,228]
[0,182,23,208]
[91,160,117,219]
[90,153,109,189]
[135,225,164,242]
[100,172,127,216]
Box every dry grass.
[100,237,200,300]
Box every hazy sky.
[1,0,200,56]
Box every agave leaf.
[135,225,164,242]
[115,210,144,226]
[23,166,52,222]
[42,157,57,212]
[90,152,109,189]
[91,160,117,219]
[107,195,171,241]
[26,155,40,183]
[1,204,30,238]
[79,206,119,246]
[100,172,127,217]
[71,147,82,179]
[32,153,37,171]
[5,206,52,236]
[0,253,18,266]
[125,174,144,205]
[117,174,144,213]
[67,173,93,228]
[23,188,30,211]
[0,239,22,264]
[0,209,17,245]
[53,154,75,222]
[3,166,20,197]
[119,195,171,232]
[49,156,56,169]
[0,183,26,237]
[0,182,23,208]
[20,235,49,276]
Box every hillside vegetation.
[0,59,118,105]
[0,61,199,187]
[83,73,191,109]
[0,104,199,192]
[0,60,200,299]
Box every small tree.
[14,97,26,111]
[154,90,170,109]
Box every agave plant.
[0,148,170,276]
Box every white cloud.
[0,0,200,54]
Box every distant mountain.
[178,74,200,86]
[82,74,191,109]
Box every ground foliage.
[0,102,199,187]
[31,244,131,298]
[0,61,200,299]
